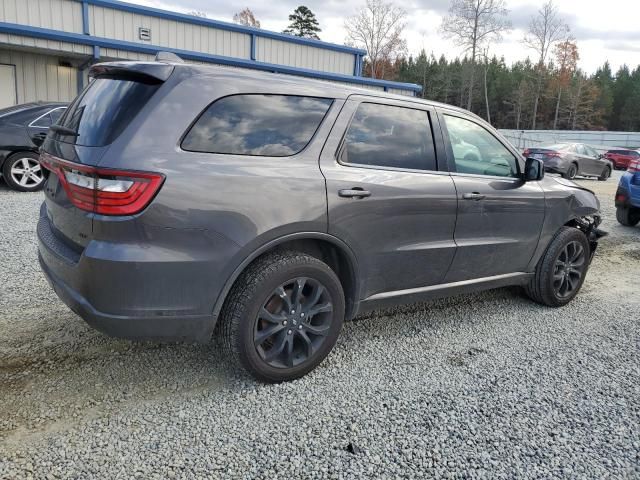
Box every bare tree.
[524,0,569,129]
[344,0,407,79]
[233,8,261,28]
[440,0,510,111]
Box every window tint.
[341,103,436,171]
[57,77,160,146]
[444,115,518,178]
[575,144,587,155]
[182,95,332,156]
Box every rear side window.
[340,103,436,171]
[30,107,66,128]
[56,77,160,146]
[182,95,333,156]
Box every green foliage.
[283,6,321,40]
[394,51,640,131]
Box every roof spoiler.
[155,51,184,63]
[89,58,180,83]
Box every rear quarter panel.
[90,73,343,316]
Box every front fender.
[526,177,602,271]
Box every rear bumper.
[36,208,236,343]
[39,254,213,342]
[616,173,640,209]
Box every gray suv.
[37,58,605,382]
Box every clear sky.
[128,0,640,74]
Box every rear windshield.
[181,94,333,157]
[545,144,570,151]
[55,77,160,146]
[0,104,38,120]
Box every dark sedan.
[0,102,67,191]
[523,143,613,181]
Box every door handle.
[462,192,486,201]
[339,188,371,199]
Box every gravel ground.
[0,171,639,479]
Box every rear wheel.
[598,165,611,181]
[616,206,640,227]
[525,227,590,307]
[2,152,45,192]
[562,163,578,180]
[219,251,345,383]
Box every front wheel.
[616,206,640,227]
[598,165,611,181]
[525,227,591,307]
[219,251,345,383]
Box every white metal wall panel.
[255,37,355,75]
[89,5,251,59]
[0,49,77,103]
[0,63,17,107]
[0,0,83,33]
[0,33,92,56]
[100,47,154,61]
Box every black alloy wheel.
[255,277,333,369]
[220,251,345,383]
[552,240,586,299]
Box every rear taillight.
[628,159,640,173]
[40,152,164,215]
[546,151,561,158]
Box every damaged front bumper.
[573,215,608,260]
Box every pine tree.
[283,6,321,40]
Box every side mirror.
[524,157,545,181]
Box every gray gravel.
[1,172,639,479]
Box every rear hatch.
[40,63,172,253]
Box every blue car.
[615,159,640,226]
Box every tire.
[219,251,345,383]
[525,227,591,307]
[562,163,578,180]
[616,206,640,227]
[598,165,611,181]
[2,151,45,192]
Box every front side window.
[182,95,333,157]
[444,115,518,178]
[340,103,436,171]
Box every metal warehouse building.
[0,0,420,108]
